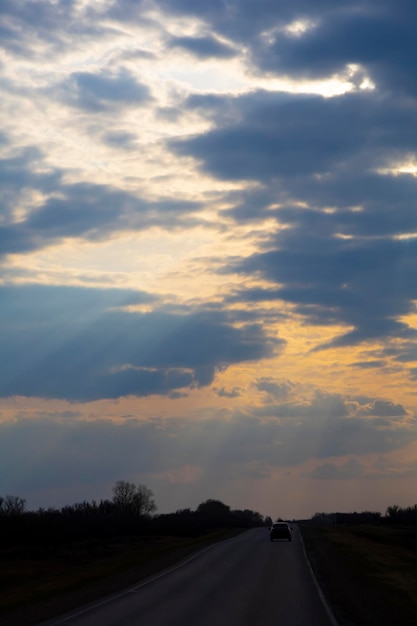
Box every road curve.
[41,526,336,626]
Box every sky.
[1,0,417,520]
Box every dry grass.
[300,524,417,626]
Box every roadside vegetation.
[300,506,417,626]
[0,482,269,624]
[4,484,417,626]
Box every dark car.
[270,521,292,542]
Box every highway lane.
[41,526,336,626]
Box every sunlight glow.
[334,233,354,240]
[377,158,417,177]
[284,19,318,37]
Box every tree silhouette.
[112,481,157,518]
[197,499,231,519]
[386,504,400,520]
[0,494,26,516]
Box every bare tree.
[112,481,157,518]
[0,494,26,516]
[386,504,400,519]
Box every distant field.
[0,529,242,626]
[300,523,417,626]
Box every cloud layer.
[0,285,280,400]
[1,0,417,515]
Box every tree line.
[0,482,270,547]
[310,503,417,526]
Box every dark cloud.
[175,88,417,351]
[2,1,417,362]
[309,459,365,480]
[209,392,413,466]
[0,417,167,498]
[233,227,417,349]
[173,89,417,181]
[153,1,417,96]
[357,400,407,418]
[384,345,417,364]
[61,70,152,112]
[255,378,294,401]
[168,390,189,399]
[4,0,416,102]
[272,415,412,463]
[161,3,417,358]
[250,2,417,96]
[101,131,138,149]
[0,285,281,401]
[155,0,344,42]
[116,48,156,62]
[0,147,60,222]
[0,1,117,57]
[0,1,73,55]
[214,386,242,398]
[1,391,415,505]
[230,232,417,347]
[256,390,349,419]
[221,169,417,239]
[0,147,205,258]
[168,35,237,59]
[351,360,386,369]
[1,0,417,514]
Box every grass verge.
[300,524,417,626]
[1,529,243,625]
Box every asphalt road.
[41,526,336,626]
